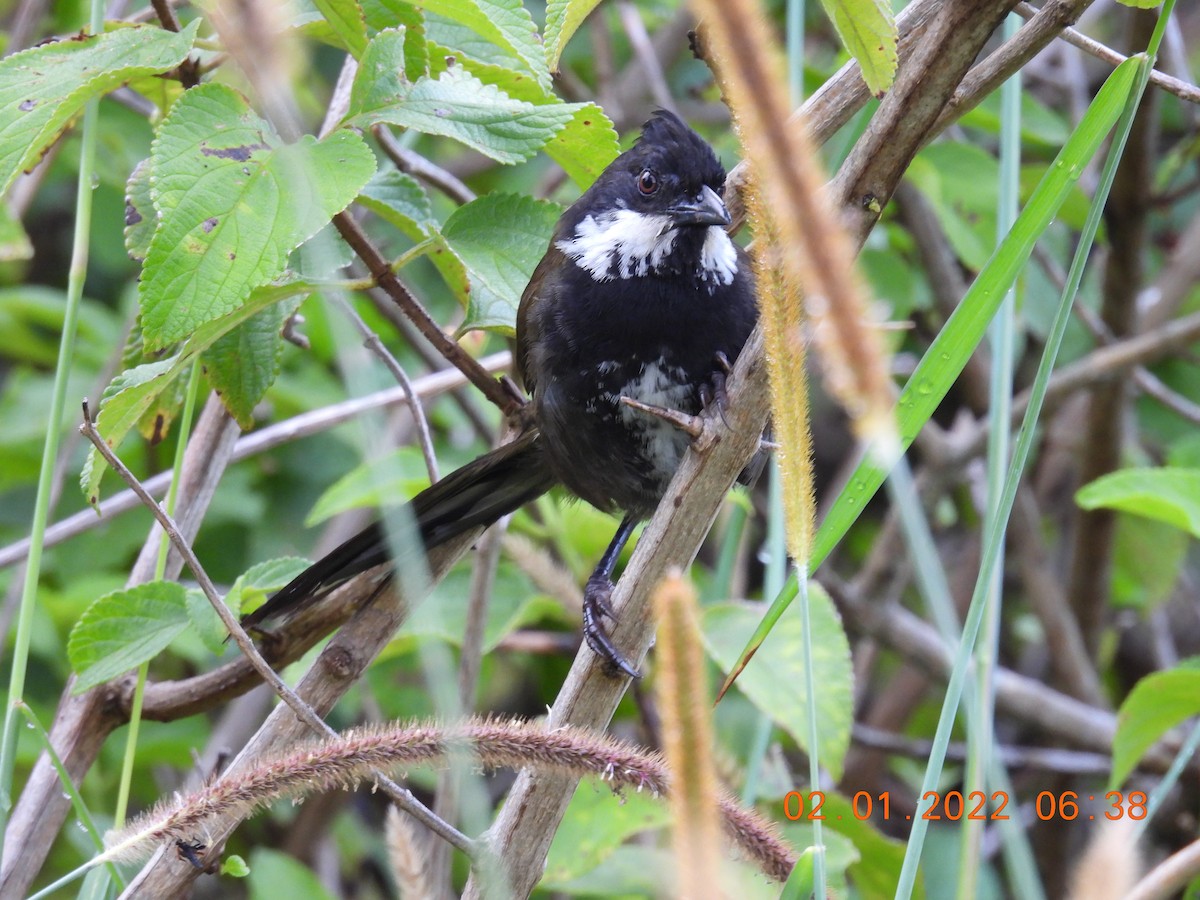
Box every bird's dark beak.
[667,184,731,227]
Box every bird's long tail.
[241,430,555,629]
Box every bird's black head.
[554,110,738,289]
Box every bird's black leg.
[583,514,641,678]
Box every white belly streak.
[613,360,692,465]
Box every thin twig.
[373,126,477,205]
[333,211,519,414]
[149,0,180,31]
[1014,1,1200,104]
[331,294,441,482]
[77,402,474,858]
[616,1,676,112]
[619,396,705,438]
[1126,837,1200,900]
[80,401,319,733]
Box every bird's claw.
[702,351,733,429]
[582,574,640,679]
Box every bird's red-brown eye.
[637,169,659,196]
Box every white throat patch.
[556,209,677,281]
[700,226,738,286]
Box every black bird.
[243,110,758,676]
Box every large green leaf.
[426,48,618,187]
[312,0,369,56]
[414,0,549,88]
[347,31,577,164]
[438,192,561,333]
[817,0,897,96]
[543,0,603,71]
[702,587,853,779]
[1111,663,1200,788]
[68,581,190,693]
[139,83,375,348]
[356,169,438,240]
[1076,467,1200,538]
[82,280,317,504]
[0,22,199,193]
[191,557,312,651]
[200,297,303,429]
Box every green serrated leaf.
[702,587,853,780]
[134,355,191,444]
[139,83,375,349]
[363,0,429,78]
[544,103,619,189]
[357,169,437,240]
[426,52,616,188]
[124,157,155,261]
[438,192,561,333]
[68,581,190,693]
[239,557,314,592]
[313,0,369,56]
[1076,467,1200,538]
[817,0,897,97]
[543,0,602,71]
[0,21,199,193]
[82,280,317,503]
[201,297,301,428]
[415,0,549,88]
[1111,663,1200,788]
[348,39,577,164]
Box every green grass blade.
[718,56,1141,699]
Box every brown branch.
[0,398,239,900]
[120,531,486,896]
[1066,9,1160,655]
[1014,1,1200,105]
[332,211,520,415]
[467,4,1024,893]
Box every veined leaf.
[438,192,561,333]
[68,581,190,693]
[312,0,369,56]
[0,21,199,193]
[82,280,318,504]
[139,83,374,349]
[347,31,577,164]
[543,0,603,72]
[817,0,897,97]
[414,0,549,89]
[1111,663,1200,788]
[702,587,853,780]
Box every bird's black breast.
[519,246,756,517]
